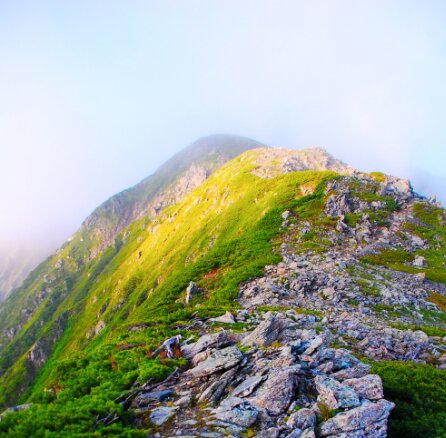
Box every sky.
[0,0,445,260]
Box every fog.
[1,0,445,265]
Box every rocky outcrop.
[237,175,446,370]
[249,148,355,179]
[129,311,394,437]
[318,399,394,437]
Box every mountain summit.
[0,137,445,437]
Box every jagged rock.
[181,330,229,359]
[325,194,351,217]
[300,430,316,438]
[256,428,281,438]
[209,311,235,324]
[241,313,283,347]
[249,367,298,415]
[413,255,426,268]
[198,367,239,405]
[303,334,325,355]
[330,363,372,381]
[411,235,425,247]
[315,375,360,409]
[149,406,177,426]
[412,330,429,344]
[26,342,48,367]
[344,375,384,400]
[318,399,394,437]
[388,178,413,196]
[286,429,316,438]
[214,397,258,427]
[282,210,292,220]
[185,281,200,304]
[185,346,243,377]
[286,408,316,430]
[86,320,106,339]
[230,375,265,398]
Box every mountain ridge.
[0,137,445,437]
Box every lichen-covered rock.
[185,345,243,377]
[318,399,395,437]
[344,375,384,400]
[181,330,229,359]
[214,397,258,427]
[149,406,177,426]
[249,367,298,415]
[315,375,360,409]
[286,407,316,430]
[230,374,265,398]
[241,313,283,347]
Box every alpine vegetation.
[1,136,445,437]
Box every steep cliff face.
[0,140,445,437]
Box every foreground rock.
[131,313,394,437]
[319,399,395,437]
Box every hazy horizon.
[1,1,446,263]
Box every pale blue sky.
[0,0,445,254]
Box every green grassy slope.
[0,150,335,435]
[0,136,265,402]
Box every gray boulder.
[181,330,229,360]
[185,281,200,304]
[344,374,384,400]
[330,363,371,381]
[185,346,243,377]
[286,407,316,430]
[241,313,283,347]
[209,311,236,324]
[318,399,394,437]
[0,403,32,420]
[315,375,360,409]
[249,367,298,415]
[132,389,173,406]
[214,397,258,427]
[413,255,426,268]
[149,406,177,426]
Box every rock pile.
[132,312,394,437]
